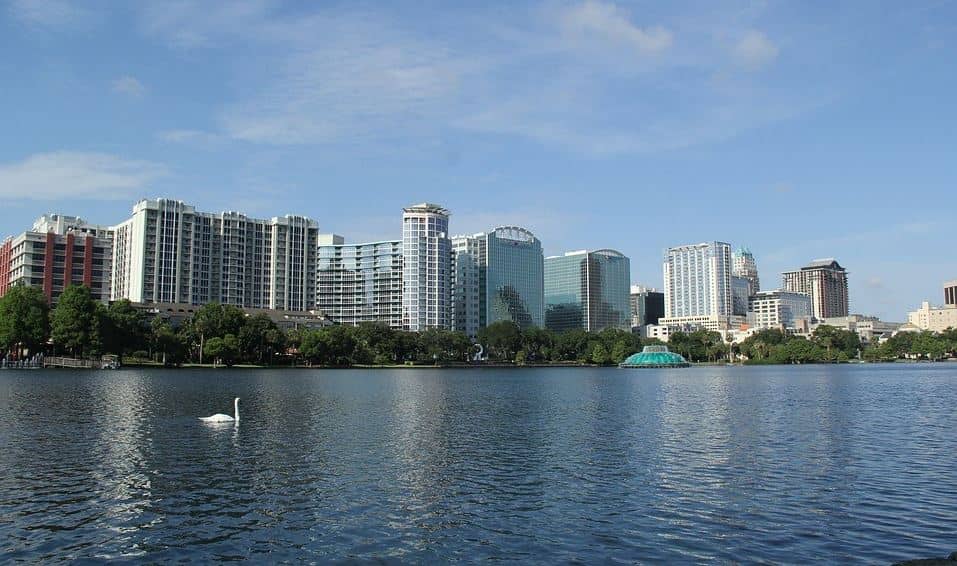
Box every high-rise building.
[662,241,733,323]
[111,198,318,310]
[732,247,760,295]
[0,215,113,304]
[748,290,812,330]
[544,249,630,332]
[945,280,957,307]
[402,203,452,331]
[629,285,664,329]
[731,276,751,316]
[452,226,543,337]
[316,234,403,329]
[782,259,849,319]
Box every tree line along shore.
[1,284,955,368]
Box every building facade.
[111,198,318,310]
[662,241,733,323]
[732,247,760,295]
[0,215,113,304]
[630,285,664,330]
[945,280,957,307]
[782,259,849,319]
[731,276,751,317]
[907,301,957,332]
[748,290,812,330]
[544,249,631,332]
[316,235,403,329]
[401,203,452,331]
[452,226,544,337]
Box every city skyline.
[2,2,956,321]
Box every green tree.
[589,342,610,365]
[191,303,246,363]
[521,327,555,362]
[478,321,523,362]
[205,334,240,366]
[50,285,101,357]
[150,318,187,366]
[610,340,633,364]
[0,285,50,357]
[100,299,147,359]
[355,323,399,364]
[238,314,286,365]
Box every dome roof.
[620,345,690,368]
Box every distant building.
[0,215,113,304]
[748,290,812,330]
[630,285,664,330]
[732,247,760,295]
[731,276,751,317]
[316,234,403,329]
[544,249,630,332]
[452,226,543,337]
[782,259,849,319]
[134,302,332,331]
[945,280,957,307]
[659,241,735,331]
[402,203,452,331]
[814,315,902,344]
[907,301,957,332]
[111,198,318,311]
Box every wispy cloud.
[9,0,92,29]
[134,1,824,154]
[158,129,224,147]
[111,76,147,97]
[733,30,779,70]
[0,152,168,200]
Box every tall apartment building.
[782,259,849,319]
[660,241,733,331]
[732,247,760,295]
[748,290,812,330]
[945,280,957,307]
[401,203,452,331]
[316,234,403,329]
[629,285,664,329]
[0,215,113,304]
[544,249,630,332]
[452,226,544,337]
[111,199,318,310]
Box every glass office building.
[452,226,543,337]
[544,249,631,332]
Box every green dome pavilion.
[619,345,690,368]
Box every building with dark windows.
[782,259,849,319]
[945,280,957,307]
[630,285,664,330]
[317,234,403,329]
[544,249,631,333]
[0,215,113,305]
[452,226,544,337]
[732,246,760,295]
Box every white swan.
[200,397,240,423]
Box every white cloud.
[0,152,168,201]
[111,76,147,97]
[558,0,672,54]
[158,129,223,147]
[9,0,91,28]
[733,30,779,70]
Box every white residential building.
[402,203,452,331]
[316,234,403,329]
[111,198,318,310]
[748,290,812,330]
[660,241,734,331]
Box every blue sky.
[1,0,955,320]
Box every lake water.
[1,365,955,563]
